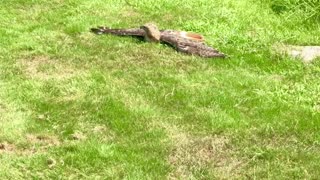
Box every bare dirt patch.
[19,55,79,80]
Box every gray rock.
[275,45,320,63]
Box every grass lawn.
[1,0,320,179]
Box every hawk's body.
[91,23,225,58]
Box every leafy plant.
[269,0,320,22]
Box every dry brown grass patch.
[121,8,139,17]
[169,135,242,179]
[0,141,16,154]
[19,55,79,80]
[162,124,243,179]
[75,122,115,142]
[26,134,61,147]
[0,134,61,155]
[0,103,6,114]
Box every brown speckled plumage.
[91,23,225,58]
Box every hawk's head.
[140,23,161,43]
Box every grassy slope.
[0,0,320,179]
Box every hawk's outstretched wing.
[91,27,145,36]
[160,30,225,58]
[91,25,226,58]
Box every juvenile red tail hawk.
[91,23,225,58]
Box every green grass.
[1,0,320,179]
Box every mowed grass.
[1,0,320,179]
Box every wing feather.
[160,30,225,58]
[91,26,226,58]
[91,27,145,36]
